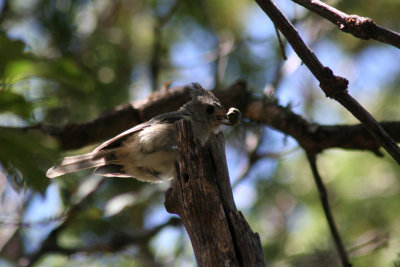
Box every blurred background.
[1,0,400,266]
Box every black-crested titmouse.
[46,83,240,183]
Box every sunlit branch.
[0,212,67,228]
[348,230,389,257]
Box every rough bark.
[164,120,265,267]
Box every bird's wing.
[93,111,188,153]
[93,122,152,153]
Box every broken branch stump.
[164,120,265,267]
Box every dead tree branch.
[165,120,265,266]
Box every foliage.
[0,0,399,266]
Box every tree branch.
[4,80,400,156]
[254,0,400,164]
[306,152,352,267]
[291,0,400,49]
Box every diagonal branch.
[254,0,400,164]
[291,0,400,49]
[306,152,352,267]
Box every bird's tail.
[46,151,110,178]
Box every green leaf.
[0,32,27,64]
[0,90,34,118]
[3,59,36,83]
[0,129,58,193]
[4,58,94,92]
[0,32,94,92]
[37,58,95,92]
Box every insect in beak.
[226,107,241,125]
[218,107,241,125]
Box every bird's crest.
[190,82,220,105]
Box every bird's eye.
[206,105,214,114]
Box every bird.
[46,83,237,183]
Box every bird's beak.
[220,115,232,125]
[216,110,232,125]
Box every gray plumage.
[46,83,233,183]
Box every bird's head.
[181,83,234,144]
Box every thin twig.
[215,33,235,87]
[306,152,352,267]
[274,24,287,60]
[290,0,400,49]
[0,212,67,228]
[254,0,400,164]
[150,26,162,92]
[232,147,298,188]
[150,0,180,91]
